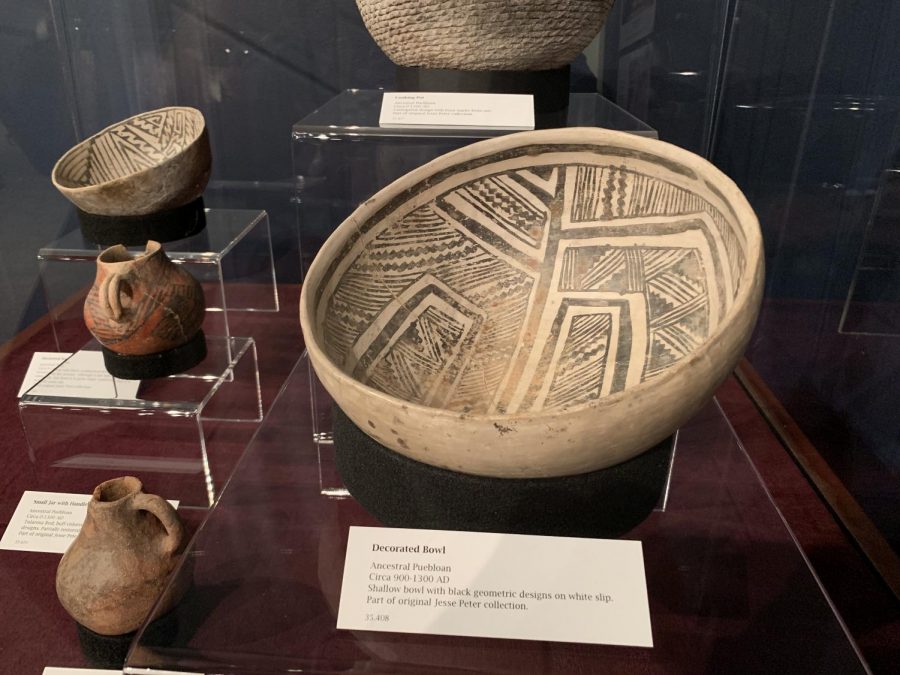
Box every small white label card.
[337,526,653,647]
[18,351,140,400]
[1,491,178,554]
[380,92,535,130]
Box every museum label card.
[380,92,535,130]
[18,351,140,400]
[337,526,653,647]
[1,491,178,554]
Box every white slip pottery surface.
[300,127,764,478]
[52,106,210,216]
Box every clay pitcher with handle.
[56,476,191,635]
[84,241,205,356]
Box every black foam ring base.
[78,197,206,246]
[101,330,207,380]
[395,65,571,129]
[333,407,673,539]
[75,611,178,668]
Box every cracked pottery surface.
[300,128,764,478]
[84,241,205,356]
[52,106,211,216]
[356,0,616,71]
[56,476,190,636]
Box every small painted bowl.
[52,106,211,216]
[300,127,764,479]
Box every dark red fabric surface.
[0,285,897,672]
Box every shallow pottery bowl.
[52,106,211,216]
[300,128,764,478]
[356,0,616,71]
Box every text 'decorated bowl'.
[300,128,764,478]
[51,106,211,216]
[356,0,616,71]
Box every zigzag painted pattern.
[544,313,612,410]
[558,245,709,383]
[567,165,745,297]
[55,109,202,186]
[323,156,745,413]
[366,303,469,404]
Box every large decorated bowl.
[52,106,210,216]
[300,128,763,478]
[356,0,616,71]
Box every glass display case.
[706,1,900,592]
[0,1,898,673]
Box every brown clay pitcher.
[84,240,205,356]
[56,476,190,635]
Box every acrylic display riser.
[840,163,900,335]
[292,90,658,274]
[38,208,279,354]
[18,336,262,508]
[24,208,278,507]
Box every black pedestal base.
[75,611,178,668]
[334,407,673,538]
[78,197,206,246]
[102,330,207,380]
[395,65,570,129]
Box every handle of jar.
[132,493,184,557]
[98,271,130,323]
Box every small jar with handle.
[84,240,205,356]
[56,476,191,636]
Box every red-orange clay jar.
[84,240,205,356]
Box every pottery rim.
[300,127,764,427]
[92,476,142,504]
[51,106,206,193]
[98,240,163,266]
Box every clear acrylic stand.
[839,166,900,336]
[293,90,658,140]
[308,357,342,497]
[38,209,279,353]
[292,90,658,276]
[18,336,262,508]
